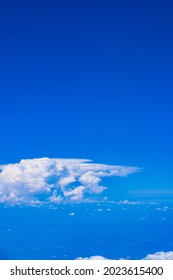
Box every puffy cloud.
[76,251,173,260]
[0,192,23,203]
[76,256,110,260]
[48,191,63,204]
[143,251,173,260]
[0,157,140,205]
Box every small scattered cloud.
[69,212,75,216]
[0,157,140,205]
[118,200,142,205]
[156,206,170,211]
[76,256,110,260]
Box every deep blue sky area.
[0,0,173,200]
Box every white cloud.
[156,206,170,211]
[76,256,110,260]
[69,212,75,216]
[143,251,173,260]
[118,200,142,205]
[48,190,63,203]
[0,157,140,205]
[0,192,23,204]
[76,251,173,260]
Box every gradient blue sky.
[0,0,173,201]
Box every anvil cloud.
[0,157,140,205]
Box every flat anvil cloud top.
[0,157,140,205]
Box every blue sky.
[0,0,173,202]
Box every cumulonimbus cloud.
[0,157,140,205]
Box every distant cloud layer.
[0,157,140,205]
[77,251,173,260]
